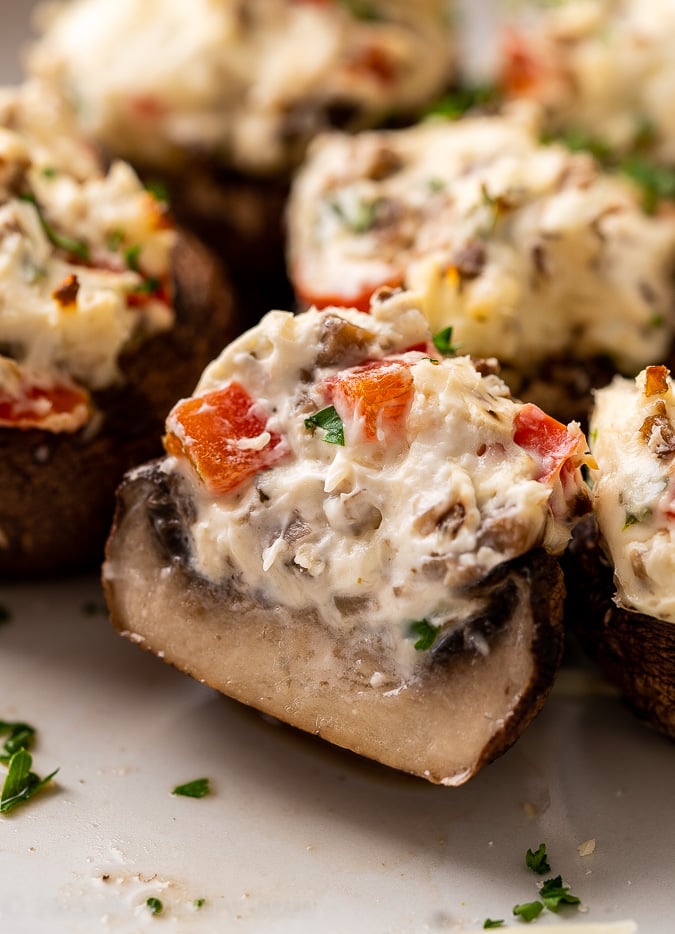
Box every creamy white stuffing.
[164,294,591,674]
[289,110,675,377]
[590,364,675,622]
[499,0,675,163]
[0,82,175,431]
[28,0,455,175]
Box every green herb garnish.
[0,748,59,814]
[106,229,125,251]
[425,85,500,120]
[339,0,382,20]
[624,507,652,529]
[124,244,142,272]
[146,897,163,915]
[19,193,90,262]
[145,179,169,202]
[132,277,161,296]
[512,900,544,922]
[539,875,580,912]
[304,406,345,445]
[543,127,614,164]
[172,777,210,799]
[483,920,504,929]
[41,166,58,179]
[0,721,35,763]
[408,619,438,651]
[193,898,205,909]
[620,157,675,214]
[525,843,551,875]
[432,326,458,356]
[0,604,11,625]
[329,197,379,234]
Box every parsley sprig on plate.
[0,720,59,814]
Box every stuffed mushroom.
[103,293,593,783]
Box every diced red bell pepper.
[500,30,545,97]
[294,274,403,314]
[164,382,287,495]
[325,357,414,443]
[513,403,580,482]
[0,377,90,431]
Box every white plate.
[1,2,674,932]
[0,576,673,933]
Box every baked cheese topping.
[28,0,455,175]
[0,82,175,432]
[287,110,675,375]
[590,364,675,623]
[163,293,592,676]
[500,0,675,163]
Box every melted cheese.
[166,293,591,676]
[591,367,675,622]
[28,0,455,175]
[288,110,675,374]
[0,82,175,426]
[501,0,675,163]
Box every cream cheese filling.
[166,295,591,676]
[591,366,675,623]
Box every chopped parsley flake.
[0,721,35,763]
[193,898,205,909]
[0,748,59,815]
[526,843,551,875]
[483,920,504,929]
[145,179,169,202]
[339,0,382,20]
[19,193,90,262]
[408,619,438,651]
[0,604,11,625]
[146,897,163,915]
[304,406,345,446]
[621,157,675,214]
[539,875,580,912]
[0,721,59,814]
[41,166,58,179]
[132,276,161,296]
[624,507,652,530]
[512,900,544,922]
[124,244,142,272]
[107,229,125,251]
[432,326,458,356]
[543,127,614,164]
[172,777,210,799]
[329,197,379,234]
[425,85,500,120]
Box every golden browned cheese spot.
[51,272,80,309]
[644,364,670,397]
[639,399,675,457]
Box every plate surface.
[1,2,674,932]
[0,576,673,933]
